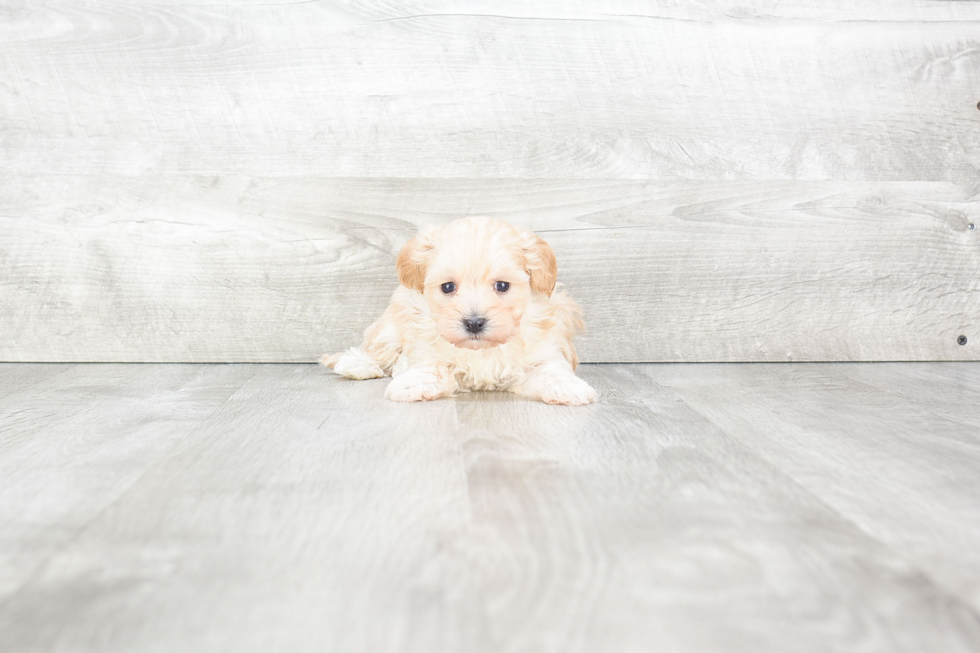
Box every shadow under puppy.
[322,217,597,405]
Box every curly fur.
[322,217,597,405]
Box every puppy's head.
[396,217,557,350]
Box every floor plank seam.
[654,375,980,620]
[0,366,259,610]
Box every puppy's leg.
[321,348,385,380]
[322,302,403,380]
[384,364,457,402]
[511,361,598,406]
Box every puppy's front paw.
[384,368,454,402]
[541,376,599,406]
[322,349,384,380]
[511,366,598,406]
[539,374,598,406]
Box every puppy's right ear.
[396,232,433,291]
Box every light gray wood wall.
[2,1,978,362]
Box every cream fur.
[321,217,597,405]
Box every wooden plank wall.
[2,1,978,362]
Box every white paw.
[322,349,384,380]
[384,368,452,402]
[539,375,598,406]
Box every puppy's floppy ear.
[520,229,558,296]
[396,230,433,291]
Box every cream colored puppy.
[321,217,597,405]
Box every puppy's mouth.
[454,335,501,350]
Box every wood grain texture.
[0,363,73,399]
[2,1,979,362]
[2,177,977,362]
[1,362,979,652]
[2,1,979,179]
[0,363,254,599]
[652,362,980,611]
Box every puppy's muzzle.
[463,315,488,334]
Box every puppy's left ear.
[520,230,558,296]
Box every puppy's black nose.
[463,316,487,334]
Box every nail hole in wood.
[969,223,976,230]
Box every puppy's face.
[396,217,557,350]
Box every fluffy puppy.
[321,217,597,405]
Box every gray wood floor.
[1,362,979,652]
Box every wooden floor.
[1,363,979,652]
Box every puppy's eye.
[494,281,510,293]
[441,282,456,294]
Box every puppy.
[321,217,597,405]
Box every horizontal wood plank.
[2,176,977,362]
[1,1,978,180]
